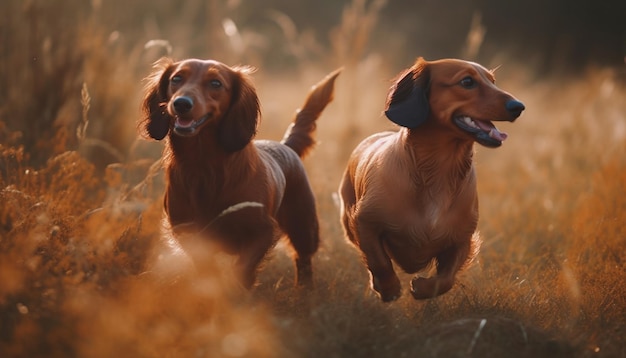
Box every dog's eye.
[460,76,477,89]
[208,79,222,89]
[171,75,183,84]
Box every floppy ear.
[140,58,174,140]
[218,68,260,152]
[384,58,430,129]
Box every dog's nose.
[505,99,525,119]
[173,96,194,114]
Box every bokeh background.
[1,0,625,357]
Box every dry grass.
[1,1,625,357]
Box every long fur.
[339,57,524,301]
[140,58,340,288]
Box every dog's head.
[385,57,525,148]
[140,58,260,152]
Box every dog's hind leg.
[283,221,318,288]
[279,182,319,288]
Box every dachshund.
[140,58,340,288]
[339,57,524,301]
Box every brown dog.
[339,58,524,301]
[140,58,339,288]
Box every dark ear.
[384,58,430,129]
[218,67,260,152]
[140,58,174,140]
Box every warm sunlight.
[1,1,625,357]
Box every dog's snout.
[173,96,194,114]
[505,99,525,119]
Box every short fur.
[140,58,340,288]
[339,58,524,301]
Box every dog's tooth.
[463,116,478,128]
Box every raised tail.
[281,68,341,158]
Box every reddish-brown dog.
[141,58,339,288]
[339,58,524,301]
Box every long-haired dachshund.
[140,58,339,288]
[339,58,524,301]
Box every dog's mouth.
[453,116,508,148]
[173,113,211,137]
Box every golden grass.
[1,1,625,357]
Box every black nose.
[173,96,193,114]
[505,99,525,119]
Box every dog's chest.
[388,183,477,246]
[421,198,448,230]
[409,195,457,238]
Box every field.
[1,1,625,357]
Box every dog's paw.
[410,276,453,299]
[372,275,401,302]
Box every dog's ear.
[140,57,174,140]
[218,67,260,152]
[385,58,430,129]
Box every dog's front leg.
[234,219,278,289]
[410,238,471,299]
[356,223,401,302]
[205,206,279,289]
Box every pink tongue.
[175,117,194,128]
[490,129,508,141]
[475,120,508,141]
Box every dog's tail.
[281,68,341,158]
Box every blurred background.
[1,0,624,168]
